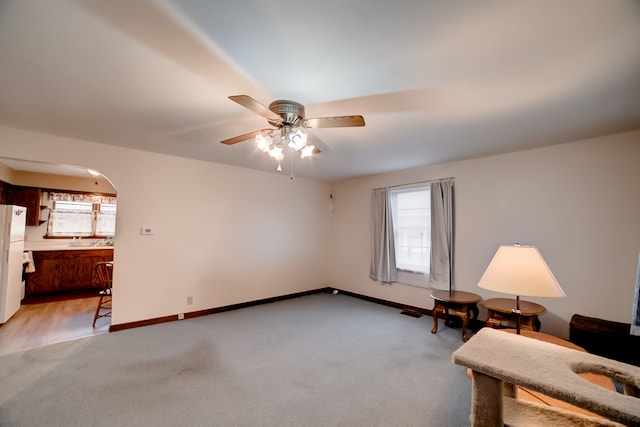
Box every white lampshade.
[477,244,566,298]
[288,130,307,150]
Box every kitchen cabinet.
[0,181,8,204]
[4,185,41,226]
[26,248,114,294]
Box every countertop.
[24,244,114,251]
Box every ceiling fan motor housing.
[268,100,305,127]
[220,94,364,146]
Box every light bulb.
[300,144,316,158]
[255,134,272,152]
[288,130,307,151]
[269,144,284,160]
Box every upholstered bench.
[453,328,640,426]
[464,329,616,419]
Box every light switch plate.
[140,226,154,235]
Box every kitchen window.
[46,192,116,238]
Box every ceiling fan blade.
[229,95,282,123]
[221,129,273,145]
[307,88,440,116]
[303,115,365,129]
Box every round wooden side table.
[430,289,481,342]
[483,298,546,331]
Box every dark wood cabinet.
[3,185,41,226]
[0,181,8,204]
[27,249,114,294]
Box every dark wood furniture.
[483,298,546,331]
[430,289,481,342]
[570,314,640,366]
[0,183,42,226]
[92,261,113,327]
[27,249,114,294]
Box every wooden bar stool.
[92,261,113,327]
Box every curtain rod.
[373,177,454,191]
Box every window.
[370,178,453,289]
[46,192,116,237]
[390,185,430,279]
[95,203,117,236]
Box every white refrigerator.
[0,205,27,324]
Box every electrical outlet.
[177,313,185,320]
[187,296,193,305]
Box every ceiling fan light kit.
[221,95,365,174]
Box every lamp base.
[511,296,522,334]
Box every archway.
[0,157,118,354]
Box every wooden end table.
[430,290,481,342]
[483,298,546,331]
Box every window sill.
[43,235,111,239]
[396,269,430,288]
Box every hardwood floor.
[0,296,109,356]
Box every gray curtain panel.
[429,179,455,291]
[369,188,397,283]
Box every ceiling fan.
[220,95,365,164]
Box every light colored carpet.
[0,292,472,426]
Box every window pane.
[48,211,94,236]
[54,201,93,212]
[391,187,430,274]
[100,203,117,213]
[47,196,116,237]
[95,212,116,236]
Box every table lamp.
[477,243,565,334]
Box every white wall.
[0,161,14,182]
[328,130,640,338]
[3,124,639,338]
[0,126,332,325]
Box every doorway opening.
[0,157,117,355]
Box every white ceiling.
[0,0,639,182]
